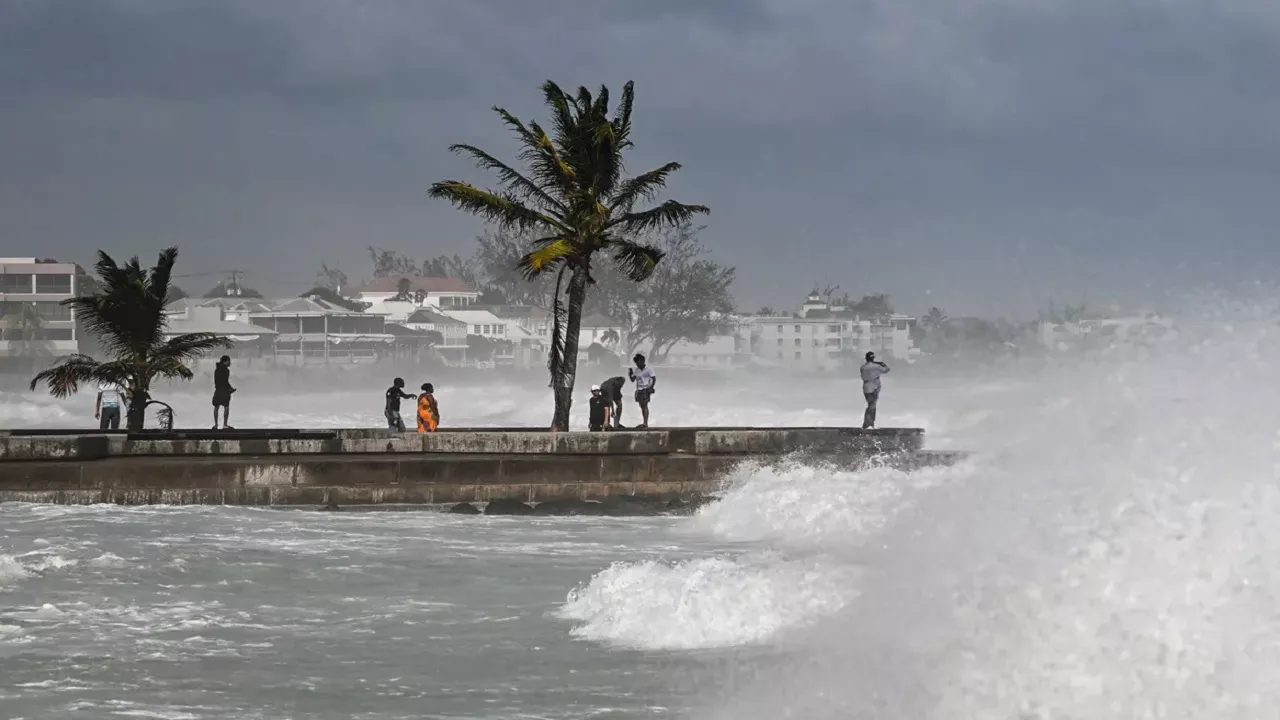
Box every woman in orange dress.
[417,383,439,433]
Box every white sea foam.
[0,554,29,584]
[560,555,851,650]
[687,308,1280,719]
[693,460,968,550]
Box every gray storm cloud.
[2,0,1278,315]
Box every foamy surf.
[559,555,852,651]
[693,460,971,550]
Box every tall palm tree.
[429,80,708,429]
[30,248,229,431]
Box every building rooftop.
[163,306,277,338]
[355,276,476,294]
[406,308,465,325]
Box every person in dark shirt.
[587,384,612,431]
[212,355,236,430]
[384,377,416,435]
[598,376,626,428]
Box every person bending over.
[598,375,626,428]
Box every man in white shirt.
[95,381,123,430]
[628,353,657,429]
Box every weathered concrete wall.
[0,426,961,508]
[0,450,965,507]
[0,427,920,460]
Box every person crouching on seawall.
[629,353,656,429]
[417,383,439,433]
[860,351,890,430]
[385,377,415,435]
[588,384,612,432]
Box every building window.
[794,338,801,347]
[776,338,783,347]
[35,275,72,294]
[794,324,801,333]
[776,324,783,333]
[828,324,842,333]
[794,351,802,360]
[33,302,72,322]
[0,274,32,293]
[473,325,481,333]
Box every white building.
[578,313,625,354]
[354,277,479,311]
[737,298,915,372]
[0,258,80,365]
[404,308,468,364]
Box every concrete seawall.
[0,427,963,510]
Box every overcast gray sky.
[3,0,1279,317]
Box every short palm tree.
[429,80,708,429]
[30,248,229,430]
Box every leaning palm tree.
[429,80,708,429]
[30,248,229,431]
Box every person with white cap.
[587,384,612,432]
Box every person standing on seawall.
[587,384,612,432]
[629,354,656,429]
[417,383,439,433]
[384,377,416,435]
[95,381,123,430]
[860,351,890,430]
[212,355,236,430]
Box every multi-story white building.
[0,258,80,365]
[737,293,915,371]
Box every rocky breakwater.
[0,426,961,514]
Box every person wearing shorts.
[384,377,415,434]
[628,354,656,429]
[95,381,123,430]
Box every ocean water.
[6,314,1280,718]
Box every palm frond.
[148,247,179,302]
[610,239,666,282]
[612,81,635,148]
[498,109,577,195]
[607,162,682,214]
[516,239,575,280]
[526,121,577,187]
[448,144,567,215]
[152,333,230,364]
[608,200,710,234]
[542,81,577,146]
[29,354,108,397]
[427,181,566,233]
[148,356,198,382]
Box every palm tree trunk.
[126,390,147,431]
[551,268,588,431]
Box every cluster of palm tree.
[430,80,707,429]
[30,248,229,431]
